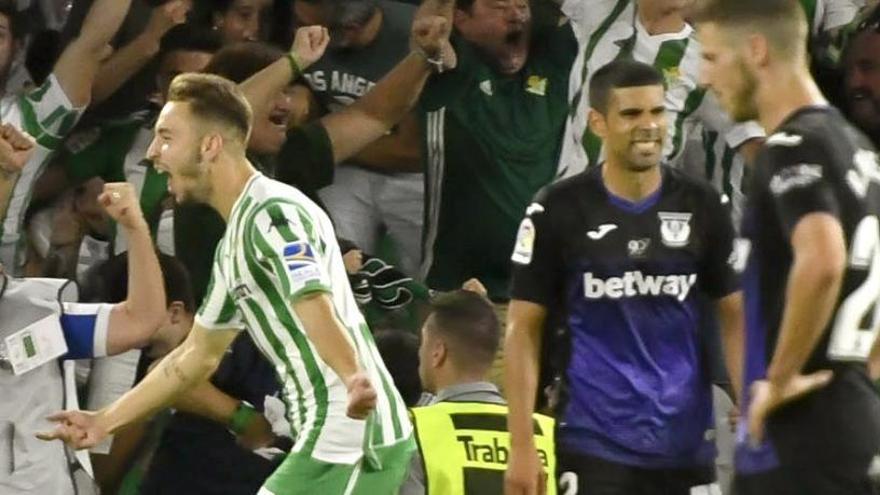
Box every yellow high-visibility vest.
[411,401,556,495]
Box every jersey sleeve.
[195,261,246,331]
[59,302,114,359]
[18,73,84,151]
[763,134,842,238]
[509,192,564,306]
[698,190,739,298]
[249,201,333,302]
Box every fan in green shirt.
[419,0,578,301]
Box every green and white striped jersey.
[195,173,412,464]
[0,74,82,273]
[557,0,764,179]
[803,0,864,35]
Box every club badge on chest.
[658,212,692,248]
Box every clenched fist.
[99,182,148,231]
[291,26,330,71]
[0,124,35,176]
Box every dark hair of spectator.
[374,330,423,407]
[456,0,476,12]
[81,252,196,313]
[204,41,283,83]
[167,73,253,142]
[692,0,807,59]
[427,290,499,372]
[0,0,24,41]
[159,24,224,62]
[588,59,664,114]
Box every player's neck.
[208,157,259,221]
[637,5,686,35]
[602,161,662,203]
[757,65,827,133]
[433,371,490,394]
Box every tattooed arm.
[38,324,239,449]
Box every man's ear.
[168,301,186,324]
[201,133,224,161]
[432,339,448,368]
[588,108,608,139]
[746,33,770,70]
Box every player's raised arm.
[38,323,239,449]
[52,0,133,108]
[99,183,167,355]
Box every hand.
[411,15,456,71]
[343,249,364,275]
[37,410,108,450]
[462,278,488,297]
[291,26,330,71]
[0,123,35,175]
[144,0,191,40]
[344,371,377,420]
[236,412,277,451]
[746,370,833,447]
[99,182,147,231]
[505,444,547,495]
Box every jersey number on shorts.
[828,215,880,360]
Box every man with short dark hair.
[504,59,744,495]
[401,290,556,495]
[696,0,880,493]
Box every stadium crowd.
[1,0,880,494]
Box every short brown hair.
[166,73,253,143]
[427,290,499,372]
[693,0,807,60]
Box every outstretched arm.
[52,0,134,107]
[39,324,238,449]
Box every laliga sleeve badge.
[511,218,536,265]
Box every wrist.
[287,52,304,81]
[412,47,445,73]
[228,401,258,435]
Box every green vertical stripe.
[569,0,630,119]
[721,145,736,200]
[243,296,309,435]
[18,97,43,137]
[799,0,818,33]
[243,205,329,455]
[704,130,719,182]
[653,38,690,79]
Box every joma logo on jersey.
[583,271,698,302]
[233,283,252,301]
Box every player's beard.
[174,147,213,205]
[625,127,664,172]
[729,56,760,123]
